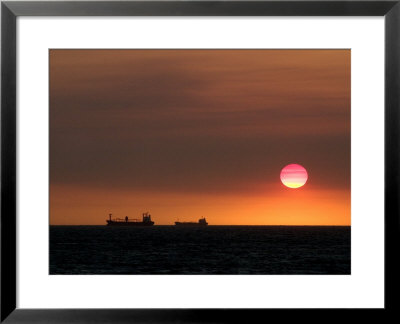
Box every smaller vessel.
[106,212,154,226]
[175,217,208,226]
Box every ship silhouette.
[106,212,154,226]
[175,217,208,226]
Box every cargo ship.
[175,217,208,226]
[106,212,154,226]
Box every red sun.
[280,164,308,189]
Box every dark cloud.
[50,49,350,195]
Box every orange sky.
[50,49,350,225]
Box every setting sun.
[280,164,308,188]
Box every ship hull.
[107,221,154,226]
[175,222,208,226]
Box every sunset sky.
[50,49,350,225]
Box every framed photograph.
[1,0,399,322]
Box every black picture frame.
[1,1,399,322]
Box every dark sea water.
[50,226,350,275]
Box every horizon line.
[50,224,351,227]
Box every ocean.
[50,226,350,275]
